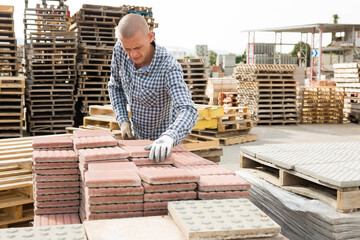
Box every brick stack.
[32,136,80,217]
[333,63,360,123]
[0,5,25,138]
[70,5,127,122]
[137,166,198,216]
[178,58,209,104]
[235,64,299,125]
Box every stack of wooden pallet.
[300,87,344,124]
[71,4,127,121]
[218,92,238,107]
[178,58,209,104]
[235,64,299,125]
[333,63,360,123]
[0,5,25,138]
[192,105,257,145]
[122,5,158,32]
[205,77,237,105]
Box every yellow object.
[193,118,218,130]
[195,105,224,120]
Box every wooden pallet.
[191,148,223,163]
[181,134,219,151]
[192,130,257,146]
[83,115,119,130]
[240,153,360,213]
[218,106,252,132]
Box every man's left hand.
[144,135,174,163]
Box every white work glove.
[144,135,174,163]
[119,121,133,140]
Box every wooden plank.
[181,134,219,151]
[337,187,360,212]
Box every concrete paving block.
[34,174,79,182]
[144,201,168,211]
[84,211,143,221]
[78,146,130,161]
[73,135,118,149]
[35,187,80,195]
[118,139,153,146]
[130,157,174,165]
[35,193,80,202]
[79,157,129,170]
[144,191,197,202]
[85,170,141,187]
[34,206,79,215]
[172,145,189,152]
[73,129,113,138]
[35,181,80,189]
[198,175,250,192]
[87,202,144,213]
[138,168,200,184]
[0,224,86,240]
[144,210,168,217]
[33,168,80,175]
[88,161,137,172]
[34,213,80,226]
[137,165,174,169]
[176,165,235,176]
[32,136,73,149]
[172,152,216,166]
[86,185,144,196]
[168,199,281,239]
[33,162,78,169]
[32,150,78,163]
[35,199,80,208]
[88,195,143,204]
[197,190,250,200]
[142,182,197,193]
[120,145,150,157]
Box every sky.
[5,0,360,55]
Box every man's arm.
[161,66,199,145]
[108,44,130,126]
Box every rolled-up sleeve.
[108,43,130,125]
[161,66,198,145]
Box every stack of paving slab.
[32,136,80,217]
[333,62,360,123]
[234,64,299,125]
[34,213,81,227]
[205,77,238,105]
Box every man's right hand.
[120,121,134,140]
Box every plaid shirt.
[108,41,198,145]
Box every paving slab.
[198,175,251,192]
[172,145,189,152]
[144,191,197,202]
[33,168,80,175]
[172,151,216,166]
[0,224,86,240]
[35,199,80,208]
[176,165,235,176]
[86,202,144,213]
[118,139,153,146]
[83,211,143,221]
[142,182,197,193]
[120,145,150,157]
[168,199,281,239]
[32,150,78,163]
[32,136,73,149]
[35,187,80,195]
[79,158,129,170]
[74,129,113,138]
[33,162,78,169]
[34,174,79,182]
[35,193,80,202]
[144,201,168,211]
[130,157,174,165]
[35,181,80,189]
[78,146,130,161]
[88,161,137,172]
[34,213,81,226]
[138,168,200,184]
[85,170,141,187]
[34,206,79,215]
[144,210,169,217]
[84,215,185,240]
[197,190,250,200]
[85,185,144,196]
[73,135,118,149]
[88,195,143,204]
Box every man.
[108,14,198,162]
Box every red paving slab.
[88,161,137,172]
[35,187,80,195]
[197,190,251,200]
[176,165,235,176]
[142,182,197,193]
[84,211,143,220]
[33,150,78,163]
[79,158,129,170]
[87,203,144,213]
[88,195,143,204]
[85,185,144,197]
[130,157,174,166]
[32,136,73,149]
[73,135,118,149]
[73,129,113,138]
[172,145,188,152]
[144,201,168,211]
[35,200,80,208]
[35,193,80,201]
[144,191,197,202]
[78,147,129,161]
[34,206,79,215]
[118,139,153,146]
[119,145,150,157]
[143,210,168,217]
[33,168,80,175]
[34,213,80,227]
[137,168,200,184]
[35,181,80,189]
[34,174,80,182]
[33,162,78,169]
[137,165,174,169]
[171,151,216,166]
[198,175,251,192]
[85,170,141,187]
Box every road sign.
[311,49,318,57]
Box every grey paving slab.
[0,224,86,240]
[168,199,280,240]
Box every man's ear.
[148,31,154,42]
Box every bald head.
[117,14,149,39]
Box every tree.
[332,14,339,41]
[290,42,311,67]
[236,50,247,64]
[209,50,217,65]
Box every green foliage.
[236,50,247,64]
[290,42,311,67]
[209,50,217,65]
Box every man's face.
[120,31,153,66]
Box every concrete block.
[32,136,73,149]
[85,170,141,187]
[33,150,78,163]
[142,182,197,193]
[144,191,197,202]
[138,168,200,184]
[78,147,129,161]
[198,175,250,192]
[34,213,80,226]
